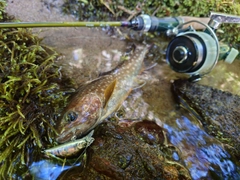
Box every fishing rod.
[1,12,240,81]
[0,21,124,28]
[0,15,207,30]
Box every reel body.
[164,17,239,81]
[166,31,218,80]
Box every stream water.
[164,115,240,179]
[29,31,240,178]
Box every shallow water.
[29,160,75,180]
[164,115,240,179]
[6,1,240,179]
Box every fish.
[44,130,94,158]
[56,45,149,143]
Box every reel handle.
[180,17,209,30]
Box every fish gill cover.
[0,1,74,178]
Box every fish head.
[56,93,102,143]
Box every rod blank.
[0,21,122,28]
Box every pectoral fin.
[104,80,117,108]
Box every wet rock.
[172,79,240,158]
[134,120,165,145]
[58,121,191,180]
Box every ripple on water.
[29,160,82,180]
[164,116,240,180]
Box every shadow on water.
[164,115,240,180]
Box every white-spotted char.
[56,45,149,143]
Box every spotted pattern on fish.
[56,45,149,143]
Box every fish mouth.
[55,129,76,143]
[55,124,95,143]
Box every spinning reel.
[129,12,240,81]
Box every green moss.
[0,1,74,178]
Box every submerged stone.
[172,79,240,159]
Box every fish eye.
[66,111,78,122]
